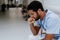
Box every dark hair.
[27,1,44,12]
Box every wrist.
[30,23,34,26]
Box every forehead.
[28,10,34,14]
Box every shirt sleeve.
[34,19,40,27]
[46,17,60,34]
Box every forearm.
[28,17,40,35]
[30,23,37,35]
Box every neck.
[40,11,45,20]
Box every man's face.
[28,10,40,21]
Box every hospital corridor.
[0,0,60,40]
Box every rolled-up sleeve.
[46,17,60,34]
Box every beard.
[35,14,40,21]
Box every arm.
[43,17,60,40]
[30,23,40,35]
[43,34,54,40]
[28,17,40,35]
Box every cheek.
[34,14,37,18]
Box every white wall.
[5,0,8,4]
[28,0,34,5]
[43,0,60,15]
[18,0,23,4]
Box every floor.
[0,8,31,40]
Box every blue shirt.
[34,10,60,40]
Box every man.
[27,1,60,40]
[1,3,6,12]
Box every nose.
[30,16,35,19]
[30,15,34,18]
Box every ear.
[37,9,41,14]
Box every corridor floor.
[0,8,31,40]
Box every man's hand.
[28,17,35,24]
[28,17,40,35]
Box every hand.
[28,17,35,24]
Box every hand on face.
[28,17,35,24]
[28,10,40,22]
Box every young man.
[27,1,60,40]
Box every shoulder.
[46,10,59,20]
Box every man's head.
[27,1,44,21]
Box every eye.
[31,13,34,15]
[29,13,34,16]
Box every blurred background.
[0,0,60,40]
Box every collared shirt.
[34,10,60,40]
